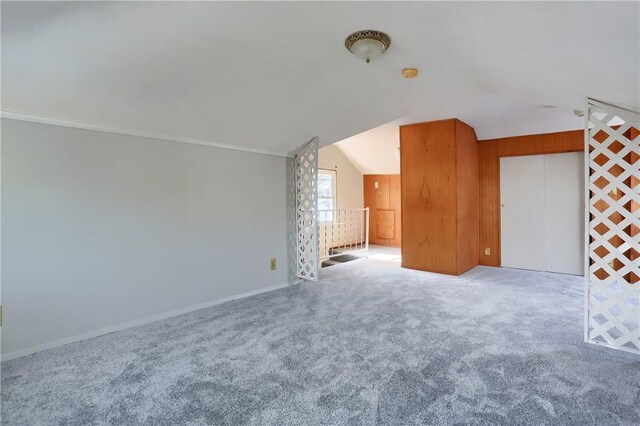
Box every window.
[318,169,336,222]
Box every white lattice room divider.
[294,137,319,281]
[585,98,640,354]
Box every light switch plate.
[270,258,277,270]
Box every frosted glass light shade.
[350,38,385,63]
[345,30,391,63]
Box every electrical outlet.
[484,248,491,256]
[270,258,277,270]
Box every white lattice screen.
[294,138,319,281]
[585,98,640,354]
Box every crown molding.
[0,110,288,158]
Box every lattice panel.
[295,138,319,281]
[585,98,640,354]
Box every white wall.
[318,144,363,210]
[1,118,290,358]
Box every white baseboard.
[1,282,292,362]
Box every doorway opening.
[318,122,402,272]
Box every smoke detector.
[402,68,419,78]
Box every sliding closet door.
[544,152,584,275]
[500,155,546,271]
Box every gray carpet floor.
[2,260,639,425]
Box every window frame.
[318,168,337,222]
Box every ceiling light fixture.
[345,30,391,63]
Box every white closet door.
[544,152,584,275]
[500,155,546,271]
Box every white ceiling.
[335,122,401,175]
[2,1,639,157]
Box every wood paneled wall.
[477,130,584,267]
[456,120,480,273]
[398,119,633,275]
[364,174,402,247]
[400,119,479,275]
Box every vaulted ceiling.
[2,1,638,156]
[335,122,401,175]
